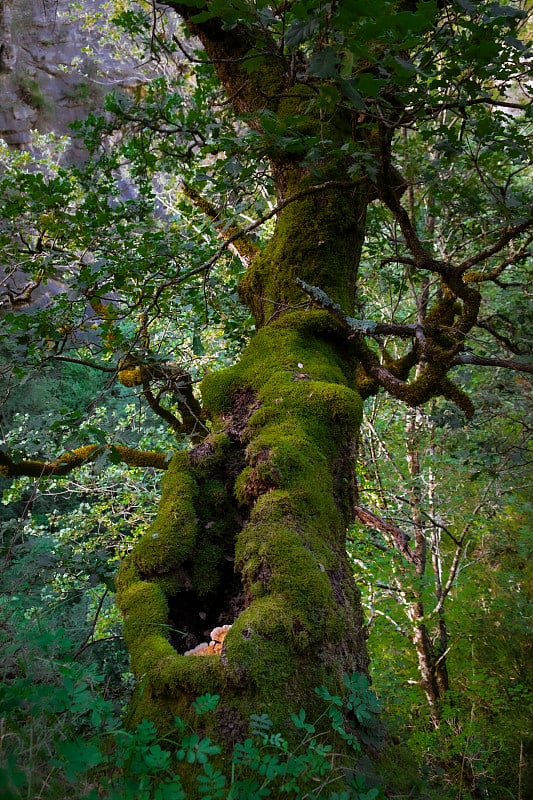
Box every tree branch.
[461,223,533,274]
[452,353,533,375]
[297,278,476,417]
[51,355,116,372]
[171,180,358,285]
[476,316,525,355]
[164,1,287,117]
[141,371,207,441]
[0,444,169,478]
[73,588,109,660]
[182,181,259,267]
[465,243,532,283]
[354,505,420,566]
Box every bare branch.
[431,96,529,114]
[297,278,475,417]
[51,355,116,372]
[297,278,417,336]
[452,353,533,375]
[354,505,420,566]
[461,222,533,274]
[476,316,526,355]
[73,588,109,660]
[141,373,207,442]
[392,494,461,547]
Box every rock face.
[0,0,144,157]
[0,0,154,310]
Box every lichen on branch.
[0,444,169,478]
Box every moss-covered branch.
[297,278,475,417]
[0,444,169,478]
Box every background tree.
[1,0,531,795]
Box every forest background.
[0,1,531,799]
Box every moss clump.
[117,365,144,387]
[201,310,359,414]
[131,452,199,577]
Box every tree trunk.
[406,409,450,728]
[116,129,373,770]
[114,6,382,786]
[115,304,371,751]
[116,302,369,725]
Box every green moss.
[132,452,198,576]
[202,478,229,509]
[238,163,367,325]
[201,310,360,417]
[200,369,242,417]
[118,578,173,678]
[234,466,254,504]
[191,542,227,595]
[237,521,335,617]
[224,597,296,684]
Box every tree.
[1,0,531,789]
[350,377,532,795]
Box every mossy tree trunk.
[116,0,377,759]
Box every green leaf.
[54,738,103,781]
[315,685,343,706]
[250,712,273,736]
[309,47,340,79]
[197,761,227,797]
[135,718,159,746]
[153,777,186,800]
[316,84,341,110]
[356,73,387,97]
[486,3,526,20]
[142,744,171,772]
[339,79,365,110]
[290,708,316,734]
[192,693,220,716]
[284,16,320,48]
[178,734,221,764]
[232,738,260,767]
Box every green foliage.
[350,375,532,797]
[1,656,385,800]
[0,508,383,799]
[1,2,531,798]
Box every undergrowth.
[0,522,383,799]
